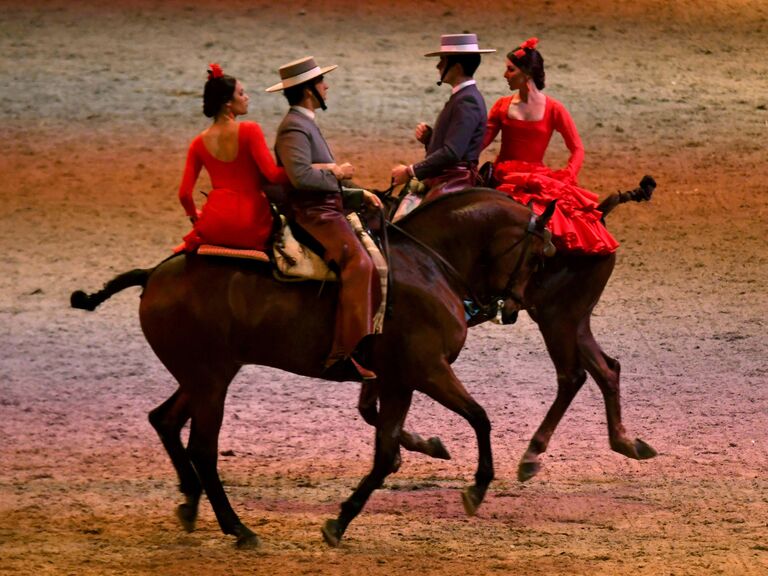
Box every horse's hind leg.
[184,371,260,549]
[577,317,657,460]
[322,385,413,547]
[415,361,494,516]
[148,388,200,532]
[519,318,586,482]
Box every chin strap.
[309,84,327,111]
[436,60,454,87]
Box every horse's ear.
[536,200,557,231]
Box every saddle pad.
[197,245,270,262]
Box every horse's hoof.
[176,503,197,533]
[634,438,658,460]
[427,437,451,460]
[517,460,541,482]
[235,531,260,550]
[461,485,484,516]
[639,175,656,199]
[321,519,343,547]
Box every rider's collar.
[291,105,316,121]
[452,79,476,94]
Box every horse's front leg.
[399,430,452,460]
[416,359,494,516]
[358,381,451,461]
[576,318,657,461]
[322,385,413,547]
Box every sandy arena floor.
[1,1,767,574]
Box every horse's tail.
[598,175,657,218]
[70,268,152,311]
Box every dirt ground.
[1,0,767,574]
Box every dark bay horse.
[71,189,555,548]
[369,177,658,481]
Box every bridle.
[384,212,545,325]
[493,213,549,304]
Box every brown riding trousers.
[291,192,380,362]
[422,164,479,203]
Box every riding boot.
[322,355,376,381]
[350,357,376,380]
[292,195,380,380]
[325,241,380,373]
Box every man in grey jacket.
[267,57,381,379]
[391,34,494,218]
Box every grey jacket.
[275,108,340,191]
[275,107,363,208]
[412,83,487,181]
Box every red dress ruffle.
[495,160,618,255]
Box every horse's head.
[484,199,557,315]
[389,189,556,324]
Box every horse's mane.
[393,187,527,227]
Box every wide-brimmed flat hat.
[265,56,338,93]
[424,33,496,57]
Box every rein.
[371,178,398,197]
[371,178,405,221]
[385,214,538,322]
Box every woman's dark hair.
[203,73,237,118]
[508,48,545,90]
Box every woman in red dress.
[482,38,618,255]
[176,64,289,252]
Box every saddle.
[197,206,388,333]
[271,213,337,282]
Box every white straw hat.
[424,33,496,57]
[265,56,338,93]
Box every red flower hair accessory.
[513,37,539,59]
[208,63,224,80]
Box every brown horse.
[70,189,556,549]
[367,176,659,481]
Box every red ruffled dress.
[483,95,618,255]
[176,121,289,252]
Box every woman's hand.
[550,168,576,184]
